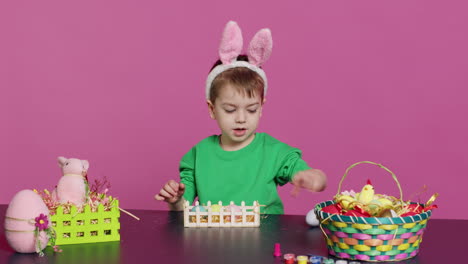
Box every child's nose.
[235,110,246,123]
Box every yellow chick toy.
[335,180,400,217]
[356,179,375,204]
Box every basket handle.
[336,161,404,201]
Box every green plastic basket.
[49,198,120,245]
[315,161,433,262]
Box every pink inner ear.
[219,21,243,64]
[57,156,67,167]
[247,28,272,66]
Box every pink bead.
[273,243,281,257]
[375,255,390,261]
[376,234,395,240]
[335,231,348,238]
[416,228,425,235]
[353,233,372,240]
[338,252,350,258]
[410,249,419,257]
[400,232,413,239]
[355,254,370,261]
[352,233,372,240]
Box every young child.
[155,21,326,214]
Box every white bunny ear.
[82,160,89,171]
[57,156,67,168]
[247,28,273,66]
[219,21,243,64]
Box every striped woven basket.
[315,161,433,262]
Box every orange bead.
[389,239,404,246]
[408,235,420,244]
[364,239,383,246]
[331,235,340,243]
[343,237,358,245]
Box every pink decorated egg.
[224,204,242,221]
[4,190,50,253]
[225,204,241,213]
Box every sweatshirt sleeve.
[179,147,197,203]
[275,148,311,186]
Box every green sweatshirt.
[180,133,311,214]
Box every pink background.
[1,1,466,219]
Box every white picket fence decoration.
[183,200,260,227]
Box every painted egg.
[4,190,50,253]
[190,205,207,212]
[305,209,319,226]
[224,204,242,221]
[225,204,241,213]
[211,204,222,212]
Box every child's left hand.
[291,169,327,197]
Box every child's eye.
[224,109,235,113]
[247,109,258,113]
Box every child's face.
[208,84,264,149]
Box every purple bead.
[324,228,332,235]
[395,253,408,259]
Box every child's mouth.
[233,128,247,137]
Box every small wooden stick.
[119,207,140,221]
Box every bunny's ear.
[57,156,67,168]
[219,21,243,64]
[82,160,89,171]
[247,28,272,66]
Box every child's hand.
[155,180,186,204]
[291,169,327,197]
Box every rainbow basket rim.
[315,200,432,225]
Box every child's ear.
[259,98,266,117]
[207,100,216,119]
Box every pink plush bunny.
[56,156,89,206]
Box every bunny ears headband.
[205,21,273,100]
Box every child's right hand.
[154,180,185,204]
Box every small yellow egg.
[211,204,222,212]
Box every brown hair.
[208,55,265,103]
